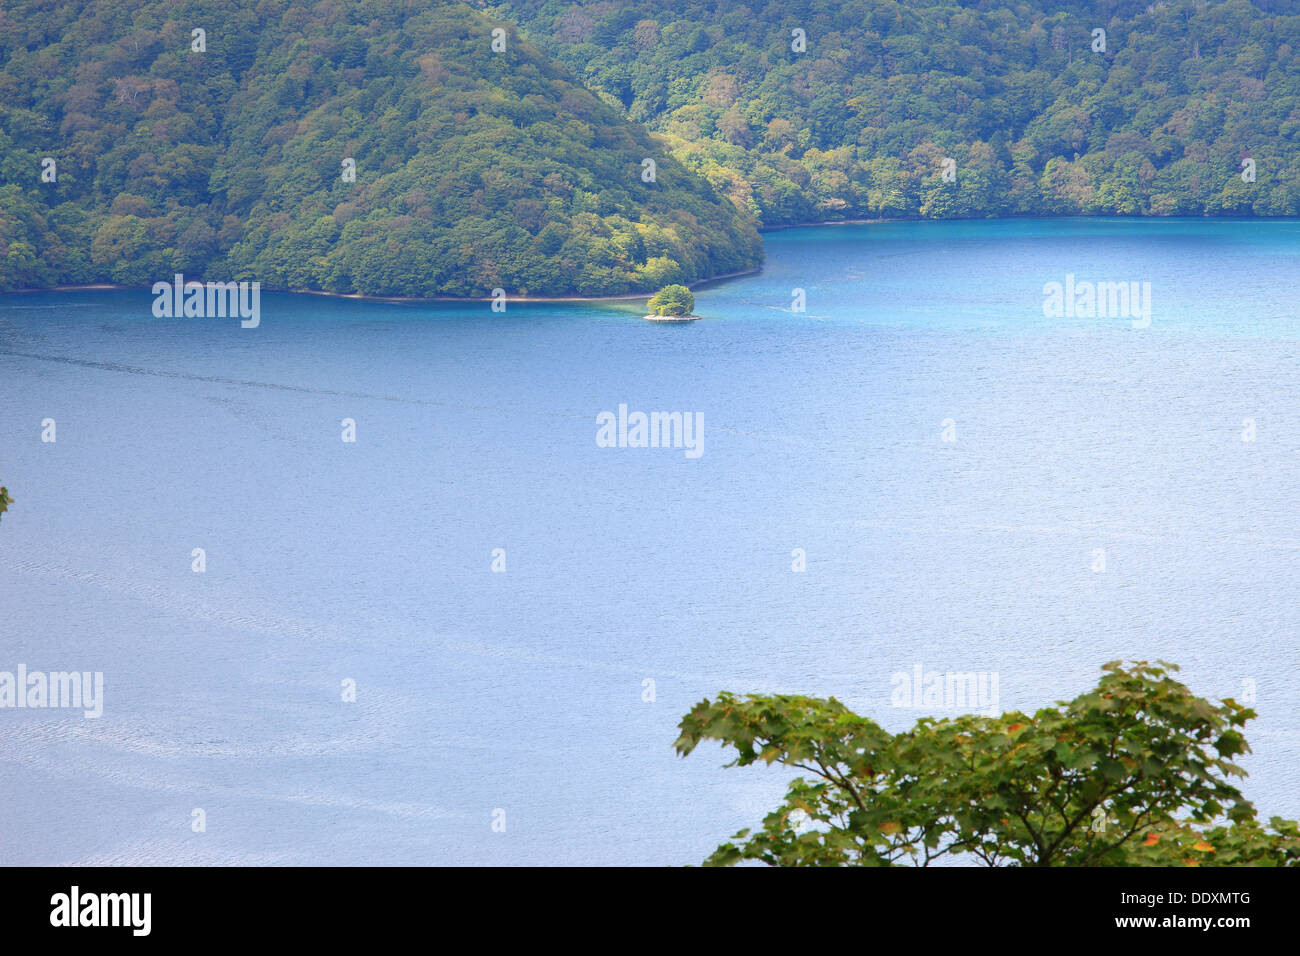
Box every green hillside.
[0,1,761,296]
[5,0,1295,299]
[491,0,1300,224]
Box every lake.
[2,218,1299,864]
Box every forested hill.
[4,1,1296,300]
[490,0,1300,225]
[0,1,761,296]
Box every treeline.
[490,0,1300,224]
[5,0,1295,298]
[0,1,761,296]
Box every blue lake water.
[2,217,1299,864]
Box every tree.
[646,283,695,316]
[675,661,1300,866]
[0,486,11,522]
[500,0,1300,227]
[0,0,762,297]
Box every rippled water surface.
[2,218,1299,864]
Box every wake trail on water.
[0,348,821,444]
[2,555,803,694]
[0,348,508,412]
[1,556,334,643]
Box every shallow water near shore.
[2,217,1299,864]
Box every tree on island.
[647,284,695,317]
[675,661,1300,866]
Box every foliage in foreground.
[0,486,11,522]
[647,283,695,316]
[676,661,1300,866]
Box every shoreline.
[760,212,1300,232]
[762,217,896,231]
[8,215,1290,302]
[1,267,762,305]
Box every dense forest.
[1,0,1297,297]
[492,0,1300,225]
[0,0,761,296]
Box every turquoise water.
[2,218,1299,864]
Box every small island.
[644,284,700,322]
